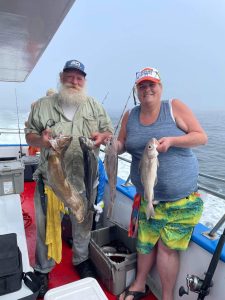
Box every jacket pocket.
[82,115,98,135]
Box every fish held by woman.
[140,138,159,219]
[47,135,85,223]
[104,135,118,218]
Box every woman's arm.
[157,99,208,152]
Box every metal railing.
[0,128,25,135]
[1,132,225,235]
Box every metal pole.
[121,174,132,187]
[208,214,225,237]
[197,227,225,300]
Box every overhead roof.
[0,0,75,82]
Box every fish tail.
[107,202,113,219]
[145,203,155,219]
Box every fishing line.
[14,88,24,158]
[133,85,139,106]
[101,91,109,105]
[114,87,134,136]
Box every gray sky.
[1,0,225,117]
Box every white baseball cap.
[135,67,161,84]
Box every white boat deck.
[0,194,33,299]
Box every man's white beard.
[58,83,87,105]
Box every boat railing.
[102,148,225,197]
[1,134,224,235]
[0,128,25,135]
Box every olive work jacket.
[25,93,114,193]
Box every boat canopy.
[0,0,76,82]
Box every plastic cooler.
[0,159,24,195]
[89,182,137,296]
[44,277,108,300]
[89,225,137,296]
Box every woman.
[117,67,207,300]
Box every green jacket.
[25,94,113,192]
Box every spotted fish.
[47,135,84,223]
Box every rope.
[22,209,33,228]
[21,193,33,228]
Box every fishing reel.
[179,274,212,297]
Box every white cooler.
[44,277,108,300]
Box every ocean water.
[0,109,225,234]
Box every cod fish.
[47,135,84,223]
[104,135,118,218]
[79,136,99,204]
[140,138,159,219]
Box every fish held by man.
[140,137,159,219]
[79,136,99,204]
[104,135,118,218]
[47,135,85,223]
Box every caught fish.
[104,135,118,218]
[47,135,85,223]
[79,136,99,204]
[101,246,117,254]
[105,252,130,263]
[140,138,159,219]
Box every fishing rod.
[101,91,109,105]
[179,227,225,299]
[14,88,25,158]
[197,227,225,299]
[114,87,134,136]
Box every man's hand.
[91,131,112,147]
[26,129,52,149]
[41,129,52,148]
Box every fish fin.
[144,191,147,200]
[145,203,155,220]
[93,178,99,189]
[107,203,113,219]
[138,159,142,171]
[152,199,159,205]
[139,160,144,184]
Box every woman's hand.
[157,137,173,152]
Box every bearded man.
[25,60,114,297]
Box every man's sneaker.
[76,259,96,279]
[34,271,49,298]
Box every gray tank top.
[125,100,199,201]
